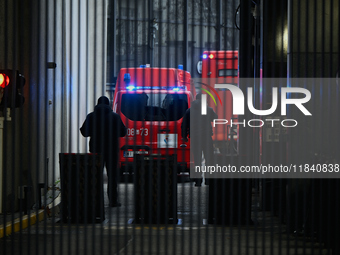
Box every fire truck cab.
[113,65,196,179]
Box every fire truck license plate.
[123,151,148,157]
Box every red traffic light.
[0,73,10,88]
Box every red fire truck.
[113,65,196,178]
[201,50,239,155]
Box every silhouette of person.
[181,93,217,186]
[80,96,127,207]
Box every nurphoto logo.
[201,83,312,128]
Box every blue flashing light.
[140,65,146,68]
[124,73,131,82]
[202,54,208,59]
[178,65,183,70]
[126,85,136,91]
[125,85,186,91]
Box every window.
[121,93,188,121]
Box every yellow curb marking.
[0,209,45,238]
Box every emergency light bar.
[202,53,214,59]
[126,85,136,91]
[125,85,186,91]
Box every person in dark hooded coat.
[80,96,127,207]
[181,93,217,186]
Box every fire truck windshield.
[121,93,188,121]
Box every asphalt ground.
[0,177,332,254]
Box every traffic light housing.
[0,69,25,108]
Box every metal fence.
[0,0,339,254]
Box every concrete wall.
[0,0,107,212]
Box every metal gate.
[1,0,339,254]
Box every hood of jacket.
[94,103,112,114]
